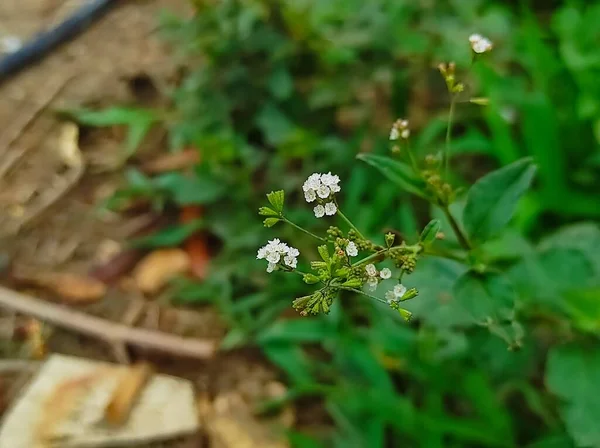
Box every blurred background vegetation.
[77,0,600,446]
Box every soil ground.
[0,2,289,446]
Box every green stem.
[284,218,326,242]
[337,209,365,240]
[441,205,471,251]
[352,249,388,267]
[406,140,419,173]
[423,248,466,263]
[444,95,457,180]
[341,287,388,305]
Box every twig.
[0,286,216,359]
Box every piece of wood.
[0,286,216,359]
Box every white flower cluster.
[385,284,407,304]
[257,238,300,273]
[390,119,409,141]
[469,34,493,54]
[303,172,340,218]
[364,264,392,290]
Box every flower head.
[380,268,392,279]
[390,119,410,141]
[385,283,407,304]
[257,239,300,273]
[303,173,341,218]
[365,264,377,277]
[346,241,358,257]
[469,34,493,54]
[324,202,337,216]
[314,204,325,218]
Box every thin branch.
[0,286,216,359]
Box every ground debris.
[0,354,199,447]
[133,249,190,295]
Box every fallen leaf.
[12,269,107,303]
[57,122,83,168]
[141,148,200,174]
[133,249,190,294]
[104,363,153,426]
[89,249,145,284]
[180,206,210,280]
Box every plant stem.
[444,95,457,180]
[337,209,365,240]
[423,248,466,263]
[284,218,326,242]
[406,140,419,173]
[441,205,471,251]
[341,287,388,305]
[352,249,388,267]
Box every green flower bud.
[400,287,419,301]
[385,232,395,248]
[303,273,320,284]
[342,278,362,288]
[317,245,330,262]
[310,261,328,270]
[334,267,350,277]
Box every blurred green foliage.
[74,0,600,446]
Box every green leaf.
[131,220,203,248]
[155,172,225,205]
[266,190,285,213]
[357,153,430,199]
[546,344,600,447]
[263,217,281,227]
[420,219,441,245]
[257,319,333,344]
[453,271,516,324]
[68,107,159,156]
[463,157,537,243]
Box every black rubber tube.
[0,0,115,83]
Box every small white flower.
[385,290,397,303]
[401,129,410,139]
[400,119,409,128]
[317,185,331,199]
[284,255,298,268]
[469,33,483,44]
[314,204,325,218]
[394,284,407,298]
[330,184,341,193]
[266,262,277,273]
[346,242,358,257]
[389,127,399,141]
[266,251,281,264]
[257,247,267,259]
[324,202,337,216]
[288,247,300,257]
[304,189,316,202]
[367,277,379,291]
[380,268,392,279]
[303,173,321,192]
[469,33,493,54]
[365,264,377,277]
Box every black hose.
[0,0,115,83]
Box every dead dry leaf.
[104,362,153,426]
[133,248,190,294]
[141,148,200,174]
[12,269,107,303]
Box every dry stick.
[0,286,217,360]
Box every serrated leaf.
[266,190,285,213]
[357,153,430,199]
[546,344,600,447]
[453,271,516,324]
[463,157,537,243]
